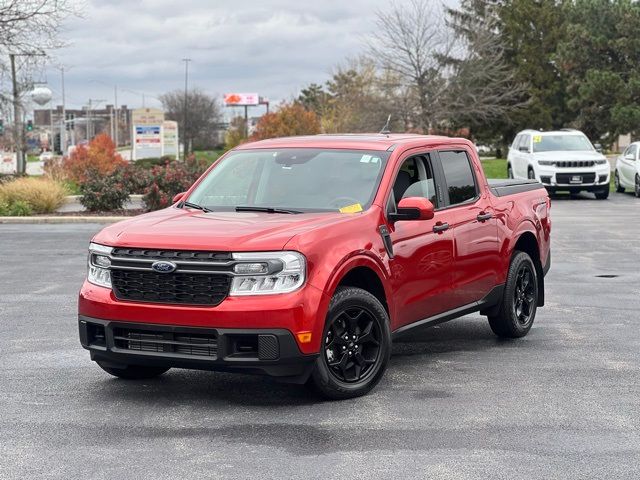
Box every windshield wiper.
[182,201,212,213]
[235,206,302,214]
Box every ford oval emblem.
[151,261,177,273]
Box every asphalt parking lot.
[1,192,639,479]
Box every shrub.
[0,177,67,214]
[120,163,152,195]
[80,171,130,212]
[142,156,206,211]
[62,134,127,184]
[0,199,33,216]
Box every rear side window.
[511,134,521,149]
[439,151,477,205]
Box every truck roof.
[235,134,472,152]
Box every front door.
[386,153,456,328]
[619,145,637,187]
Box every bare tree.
[368,0,455,132]
[160,88,223,151]
[0,0,75,52]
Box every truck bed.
[488,179,545,197]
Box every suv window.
[511,134,521,149]
[439,151,477,205]
[626,145,637,158]
[519,135,531,152]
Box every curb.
[63,194,143,204]
[0,216,130,224]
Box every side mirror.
[390,197,435,222]
[518,146,530,153]
[594,143,603,153]
[172,191,186,204]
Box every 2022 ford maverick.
[79,134,551,399]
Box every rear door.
[385,151,457,327]
[619,144,637,186]
[433,149,501,307]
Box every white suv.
[507,129,610,199]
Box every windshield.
[187,148,390,212]
[533,134,594,153]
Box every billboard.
[162,120,178,159]
[132,108,164,161]
[224,93,259,106]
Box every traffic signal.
[53,133,61,154]
[26,120,33,132]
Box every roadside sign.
[162,120,178,159]
[224,93,260,106]
[132,108,164,161]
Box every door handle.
[477,212,493,222]
[433,222,449,233]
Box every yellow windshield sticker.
[339,203,363,213]
[533,135,542,143]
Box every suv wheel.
[614,171,625,193]
[595,188,609,200]
[636,175,640,198]
[97,362,170,379]
[507,164,513,179]
[488,251,538,338]
[527,168,535,180]
[310,286,391,400]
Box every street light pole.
[9,54,24,174]
[182,58,191,160]
[60,66,66,154]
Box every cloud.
[45,0,401,112]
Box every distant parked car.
[39,151,54,162]
[615,142,640,197]
[507,129,610,199]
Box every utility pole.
[182,58,191,160]
[60,66,67,154]
[9,54,24,174]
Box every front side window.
[626,145,637,158]
[187,148,389,212]
[439,151,477,205]
[390,155,438,209]
[532,134,594,153]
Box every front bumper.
[79,315,318,383]
[538,165,610,190]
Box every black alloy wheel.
[512,263,536,326]
[323,306,381,383]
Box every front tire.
[310,286,391,400]
[488,251,538,338]
[527,168,536,180]
[635,175,640,198]
[594,188,609,200]
[614,171,625,193]
[507,164,513,179]
[97,362,170,379]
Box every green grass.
[194,149,225,166]
[27,154,40,163]
[480,158,616,192]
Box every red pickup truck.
[79,134,551,399]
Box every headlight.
[595,159,608,165]
[538,160,555,166]
[87,242,113,288]
[230,251,306,295]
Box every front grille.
[556,160,595,168]
[556,172,596,184]
[111,269,231,305]
[113,327,218,358]
[111,248,232,262]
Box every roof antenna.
[380,115,391,135]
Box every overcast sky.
[43,0,421,116]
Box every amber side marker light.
[296,332,312,343]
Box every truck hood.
[532,150,606,161]
[92,207,352,251]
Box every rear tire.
[97,362,170,379]
[614,171,625,193]
[488,251,538,338]
[309,286,391,400]
[635,175,640,198]
[594,188,609,200]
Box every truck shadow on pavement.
[86,316,534,407]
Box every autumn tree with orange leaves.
[62,133,127,183]
[251,103,321,141]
